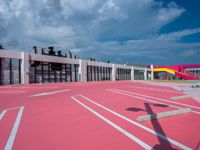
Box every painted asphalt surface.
[0,81,200,150]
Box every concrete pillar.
[144,68,147,80]
[21,52,29,84]
[131,66,135,80]
[150,64,154,80]
[78,59,87,82]
[112,64,116,81]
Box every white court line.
[0,106,23,120]
[77,95,192,150]
[107,89,182,110]
[107,89,200,115]
[71,96,153,150]
[5,106,24,111]
[128,86,180,94]
[30,89,70,97]
[0,110,7,120]
[108,88,200,114]
[4,106,24,150]
[123,88,200,110]
[0,106,24,150]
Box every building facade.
[0,49,153,85]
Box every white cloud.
[1,0,199,64]
[0,0,185,49]
[158,2,184,23]
[158,28,200,41]
[75,28,200,63]
[28,26,74,40]
[179,50,197,57]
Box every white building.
[0,49,153,85]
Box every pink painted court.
[0,81,200,150]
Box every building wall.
[0,49,152,85]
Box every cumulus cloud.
[76,28,200,64]
[158,28,200,41]
[1,0,199,64]
[0,0,184,48]
[179,49,198,57]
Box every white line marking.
[77,95,192,150]
[0,110,7,120]
[128,86,180,94]
[5,106,24,111]
[4,106,24,150]
[117,88,200,110]
[0,106,23,121]
[107,89,182,110]
[107,89,200,115]
[71,96,153,150]
[30,89,70,97]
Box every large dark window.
[29,61,78,83]
[86,66,112,81]
[134,70,144,80]
[0,58,21,85]
[116,68,131,80]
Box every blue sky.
[0,0,200,65]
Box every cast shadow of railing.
[195,141,200,150]
[127,103,178,150]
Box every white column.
[112,64,116,81]
[144,68,147,80]
[78,59,87,82]
[150,64,154,80]
[21,52,29,84]
[131,66,135,80]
